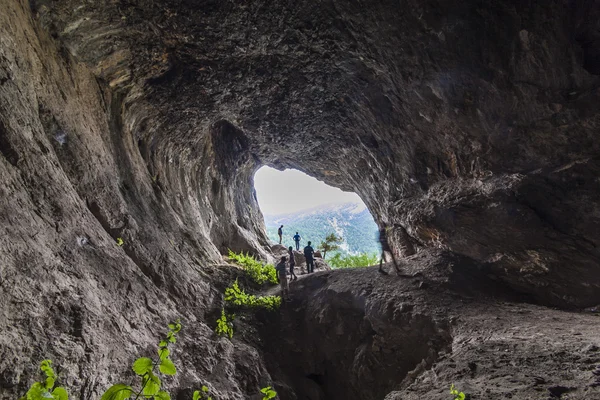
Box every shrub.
[260,386,277,400]
[100,320,182,400]
[116,237,124,246]
[215,308,234,339]
[19,360,69,400]
[328,253,378,269]
[225,280,281,311]
[228,250,278,285]
[450,384,466,400]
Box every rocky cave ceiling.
[7,0,600,307]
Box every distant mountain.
[263,202,380,256]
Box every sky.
[254,166,366,215]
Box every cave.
[1,0,600,399]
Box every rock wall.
[21,0,600,307]
[2,0,600,398]
[0,0,271,398]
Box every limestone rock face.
[24,0,600,307]
[1,0,600,398]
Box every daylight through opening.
[254,166,380,268]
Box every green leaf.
[143,373,161,397]
[159,341,168,348]
[100,384,133,400]
[51,387,68,400]
[26,382,48,400]
[132,357,153,376]
[158,347,170,361]
[192,391,200,400]
[260,386,276,400]
[155,391,171,400]
[45,377,55,390]
[201,386,209,393]
[159,358,176,375]
[168,335,176,344]
[40,360,55,380]
[168,324,176,330]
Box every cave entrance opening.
[253,166,380,265]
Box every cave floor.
[254,254,600,400]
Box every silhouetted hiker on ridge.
[379,224,400,274]
[288,246,298,281]
[304,241,315,274]
[278,225,283,244]
[276,256,290,300]
[293,231,301,250]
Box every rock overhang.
[24,0,600,307]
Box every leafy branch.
[19,360,68,400]
[101,320,182,400]
[215,308,234,339]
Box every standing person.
[278,225,284,244]
[293,232,301,250]
[275,256,290,300]
[288,246,298,281]
[304,241,315,274]
[379,224,400,274]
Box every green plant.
[328,253,378,269]
[215,308,234,339]
[319,233,343,259]
[192,385,212,400]
[101,320,182,400]
[450,384,466,400]
[224,280,281,311]
[116,237,124,246]
[260,386,277,400]
[19,360,69,400]
[227,250,278,285]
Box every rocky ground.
[256,250,600,400]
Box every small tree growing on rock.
[319,233,343,259]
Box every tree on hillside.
[319,233,343,259]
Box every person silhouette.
[293,232,301,250]
[277,225,284,244]
[288,246,298,281]
[304,241,315,274]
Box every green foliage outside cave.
[328,252,379,269]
